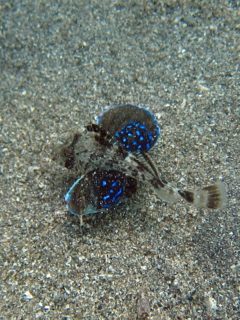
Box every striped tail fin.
[134,153,227,210]
[178,181,227,209]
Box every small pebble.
[22,290,33,301]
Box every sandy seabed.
[0,1,239,319]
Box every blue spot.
[139,136,144,141]
[148,132,153,141]
[133,141,137,145]
[103,194,110,201]
[112,188,123,202]
[128,132,133,137]
[136,130,141,136]
[111,181,118,187]
[122,137,127,143]
[101,180,107,187]
[115,188,123,198]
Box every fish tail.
[178,181,227,209]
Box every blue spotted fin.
[65,169,137,216]
[97,104,160,153]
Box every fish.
[54,104,227,221]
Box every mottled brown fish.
[53,104,227,221]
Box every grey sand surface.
[0,1,239,319]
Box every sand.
[0,1,239,319]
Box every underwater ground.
[0,1,239,319]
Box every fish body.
[53,104,226,220]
